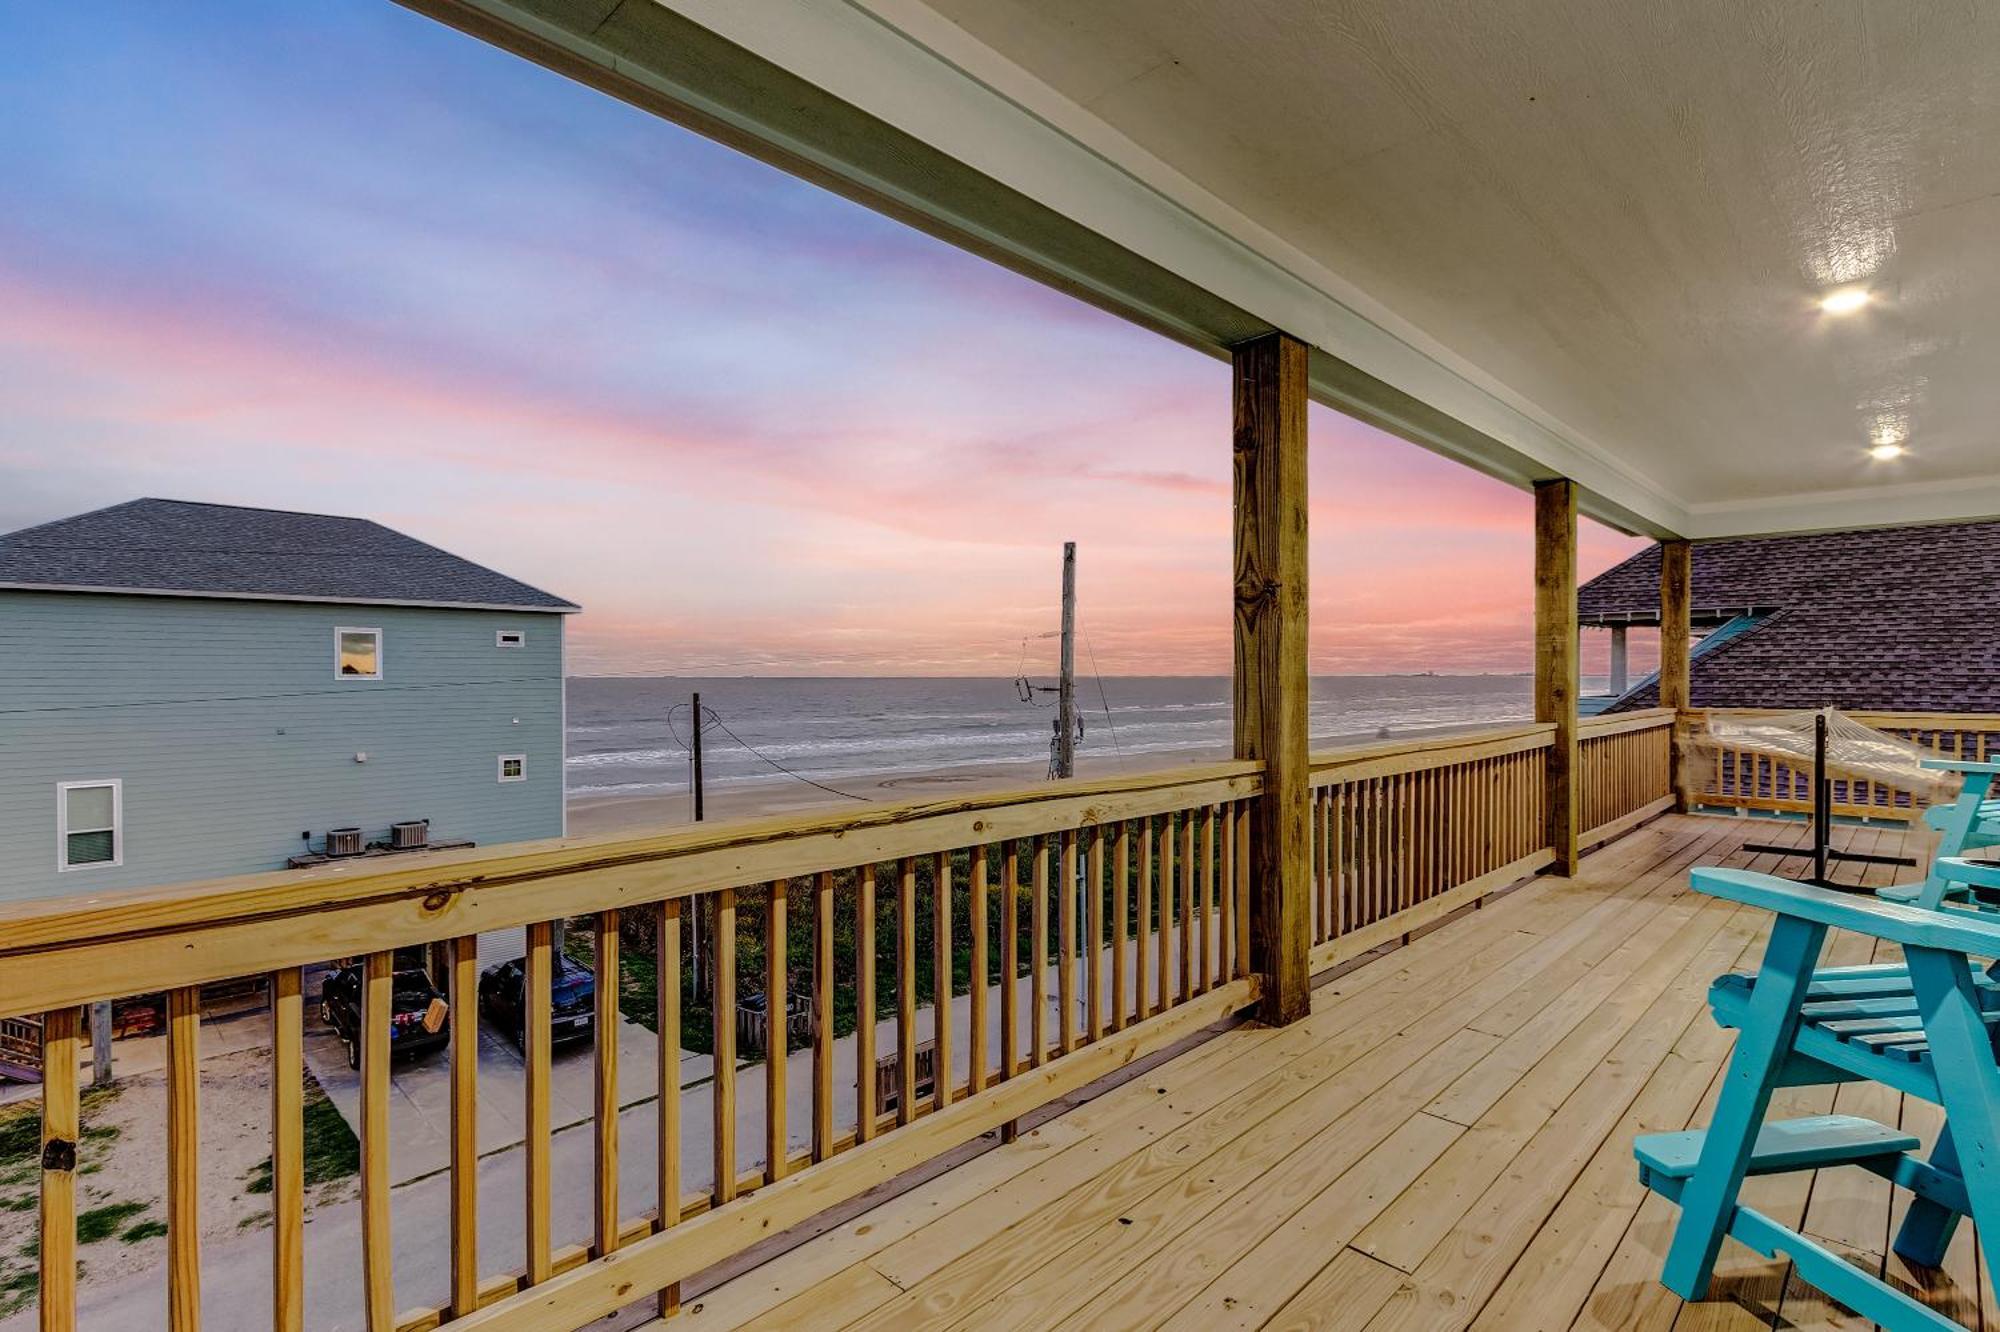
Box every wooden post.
[1231,331,1310,1027]
[1658,538,1692,809]
[1534,479,1580,876]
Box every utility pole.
[1054,542,1077,779]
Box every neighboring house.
[1577,518,2000,713]
[0,498,577,903]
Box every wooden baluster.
[523,922,553,1285]
[271,970,305,1332]
[359,953,393,1330]
[1192,804,1208,992]
[1157,813,1175,1012]
[657,898,683,1318]
[968,846,989,1095]
[1086,829,1104,1044]
[1236,800,1254,978]
[1031,836,1049,1066]
[1219,806,1236,982]
[39,1006,79,1332]
[854,868,877,1142]
[1178,810,1195,1003]
[445,937,477,1319]
[896,858,918,1125]
[999,845,1018,1083]
[1058,830,1078,1056]
[1137,817,1154,1019]
[712,889,738,1202]
[931,852,953,1111]
[1111,823,1131,1029]
[765,884,788,1184]
[812,873,835,1162]
[594,911,621,1254]
[165,987,203,1330]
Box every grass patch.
[76,1200,149,1244]
[247,1066,360,1196]
[0,1193,34,1213]
[122,1218,168,1244]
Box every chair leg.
[1909,948,2000,1264]
[1893,1125,1964,1269]
[1662,915,1828,1299]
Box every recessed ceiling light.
[1867,442,1906,461]
[1820,288,1871,315]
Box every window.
[498,754,526,783]
[495,629,525,648]
[58,780,121,871]
[336,627,383,679]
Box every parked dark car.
[479,954,596,1048]
[319,965,450,1069]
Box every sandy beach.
[565,747,1213,838]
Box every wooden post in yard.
[1231,331,1310,1027]
[1534,479,1580,876]
[1658,539,1693,809]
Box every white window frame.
[497,754,527,783]
[335,626,384,680]
[56,779,123,872]
[495,629,526,649]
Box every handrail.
[1309,722,1553,784]
[1577,707,1675,738]
[0,760,1261,1013]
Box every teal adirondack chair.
[1877,758,2000,909]
[1637,858,2000,1330]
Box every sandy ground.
[0,1043,354,1321]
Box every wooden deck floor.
[671,813,1987,1331]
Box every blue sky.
[0,2,1644,675]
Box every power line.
[667,701,869,803]
[1081,619,1124,759]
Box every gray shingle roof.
[1577,519,2000,712]
[0,499,578,612]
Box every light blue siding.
[0,592,566,903]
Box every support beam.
[1232,331,1310,1026]
[1534,479,1580,875]
[1658,539,1693,809]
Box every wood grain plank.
[657,897,683,1318]
[523,921,553,1285]
[594,911,621,1255]
[932,852,953,1111]
[713,888,739,1203]
[271,969,306,1332]
[166,986,202,1331]
[361,952,394,1330]
[765,886,788,1185]
[39,1005,79,1332]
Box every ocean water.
[563,675,1607,800]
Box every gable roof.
[1577,519,2000,713]
[0,499,578,613]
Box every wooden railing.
[1577,708,1677,844]
[1685,709,2000,821]
[1,762,1263,1332]
[1306,725,1556,974]
[2,716,1698,1330]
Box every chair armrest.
[1921,758,2000,775]
[1692,867,2000,956]
[1935,857,2000,892]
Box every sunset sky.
[0,2,1649,678]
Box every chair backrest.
[1913,762,1999,910]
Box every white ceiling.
[875,0,2000,532]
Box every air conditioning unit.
[390,820,429,851]
[326,827,364,857]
